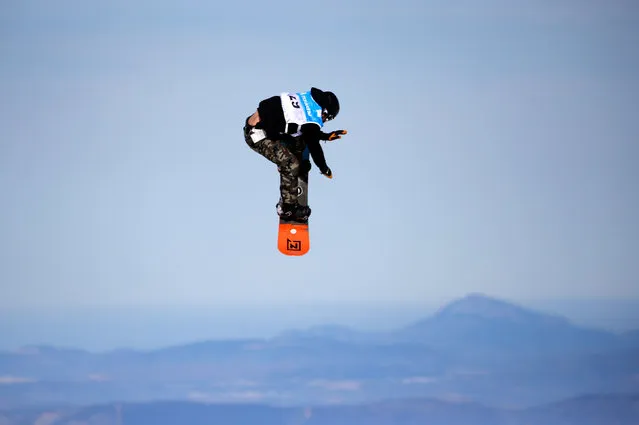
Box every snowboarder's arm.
[300,124,330,174]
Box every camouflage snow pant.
[244,118,301,205]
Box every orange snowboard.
[278,222,310,256]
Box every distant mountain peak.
[433,293,570,325]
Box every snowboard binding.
[277,201,311,222]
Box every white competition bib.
[280,92,324,136]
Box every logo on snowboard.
[287,238,302,251]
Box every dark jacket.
[256,95,332,173]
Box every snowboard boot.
[277,201,311,222]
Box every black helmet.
[310,87,340,121]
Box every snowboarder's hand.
[327,130,347,141]
[321,167,333,179]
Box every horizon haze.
[1,293,639,352]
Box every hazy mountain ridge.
[5,294,636,354]
[1,393,638,425]
[1,294,638,410]
[434,293,570,323]
[278,293,633,345]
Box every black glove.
[327,130,347,141]
[321,166,333,179]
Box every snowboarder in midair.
[243,87,347,221]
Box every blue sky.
[1,1,638,338]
